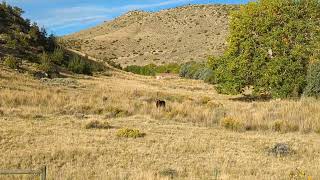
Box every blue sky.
[5,0,250,36]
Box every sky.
[4,0,251,36]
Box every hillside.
[63,4,239,67]
[0,2,107,78]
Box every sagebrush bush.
[116,128,145,138]
[271,120,299,133]
[159,168,178,178]
[179,62,215,82]
[85,120,111,129]
[106,59,122,70]
[3,55,19,69]
[220,117,244,131]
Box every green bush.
[68,55,92,75]
[304,61,320,97]
[124,63,181,76]
[179,62,215,83]
[211,0,320,98]
[50,48,64,65]
[3,55,19,69]
[39,52,56,73]
[116,128,146,138]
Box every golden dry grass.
[0,66,320,179]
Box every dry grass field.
[1,64,320,180]
[63,5,238,67]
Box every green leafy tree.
[212,0,320,98]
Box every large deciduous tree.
[213,0,320,98]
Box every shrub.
[179,62,215,83]
[85,120,111,129]
[220,117,244,131]
[39,52,56,73]
[125,63,181,76]
[179,62,204,79]
[211,0,320,98]
[304,61,320,97]
[289,168,311,180]
[124,64,156,76]
[159,168,178,178]
[116,128,145,138]
[271,120,299,133]
[50,48,64,65]
[68,55,92,75]
[105,106,130,118]
[3,55,19,69]
[268,143,293,157]
[106,59,122,70]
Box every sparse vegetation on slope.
[63,5,239,67]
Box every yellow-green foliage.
[124,63,181,76]
[85,120,111,129]
[3,55,19,69]
[116,128,145,138]
[272,120,299,133]
[289,168,312,180]
[220,117,244,131]
[211,0,320,98]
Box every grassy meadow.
[0,65,320,179]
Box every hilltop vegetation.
[63,5,239,66]
[0,2,55,58]
[0,2,106,76]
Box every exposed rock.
[33,71,49,79]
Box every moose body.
[156,100,166,108]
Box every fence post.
[40,166,46,180]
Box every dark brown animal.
[156,100,166,108]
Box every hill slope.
[64,4,238,67]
